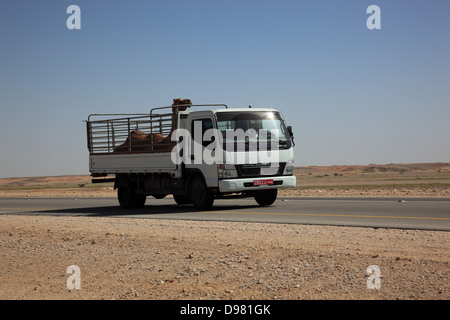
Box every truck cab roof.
[178,107,279,116]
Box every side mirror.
[287,126,295,146]
[287,126,294,138]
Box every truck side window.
[192,118,214,146]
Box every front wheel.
[190,176,214,210]
[117,180,146,209]
[173,194,192,205]
[254,189,277,206]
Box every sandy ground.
[0,164,449,300]
[0,211,449,300]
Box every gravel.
[0,214,448,300]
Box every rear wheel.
[254,189,277,206]
[117,179,146,209]
[190,176,214,210]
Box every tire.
[254,189,277,206]
[173,194,191,205]
[117,179,146,209]
[190,176,214,210]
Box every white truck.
[86,101,296,210]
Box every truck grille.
[235,163,285,178]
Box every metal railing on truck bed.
[86,112,174,154]
[86,104,228,155]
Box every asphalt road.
[1,197,449,231]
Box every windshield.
[216,111,291,149]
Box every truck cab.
[86,103,296,209]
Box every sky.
[0,0,449,178]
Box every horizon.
[1,1,449,178]
[1,162,449,179]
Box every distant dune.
[296,162,450,175]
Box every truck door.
[186,113,219,187]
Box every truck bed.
[86,111,180,176]
[89,152,178,175]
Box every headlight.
[218,163,238,179]
[283,160,294,175]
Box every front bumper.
[218,176,296,193]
